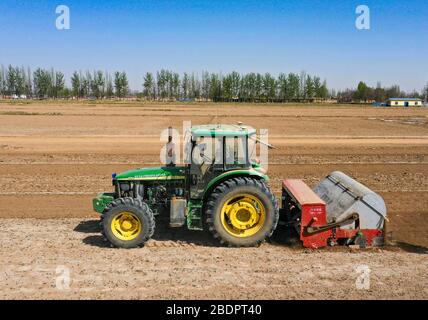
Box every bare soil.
[0,101,427,299]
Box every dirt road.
[0,101,427,299]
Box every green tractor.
[92,124,278,248]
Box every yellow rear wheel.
[220,194,266,237]
[206,177,278,247]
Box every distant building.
[11,94,27,100]
[386,98,422,107]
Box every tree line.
[0,65,129,99]
[142,70,329,102]
[0,65,328,101]
[1,64,426,102]
[337,81,428,103]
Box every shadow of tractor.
[74,219,428,253]
[74,217,219,248]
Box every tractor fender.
[202,169,268,201]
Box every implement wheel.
[205,177,279,247]
[102,197,155,248]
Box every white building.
[386,98,422,107]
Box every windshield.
[186,133,254,167]
[224,136,247,166]
[191,136,223,165]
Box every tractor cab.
[184,124,260,199]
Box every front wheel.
[102,197,155,248]
[205,177,279,247]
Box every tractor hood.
[115,166,186,181]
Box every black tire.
[102,197,155,248]
[205,177,279,247]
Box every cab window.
[224,136,248,169]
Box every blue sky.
[0,0,427,92]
